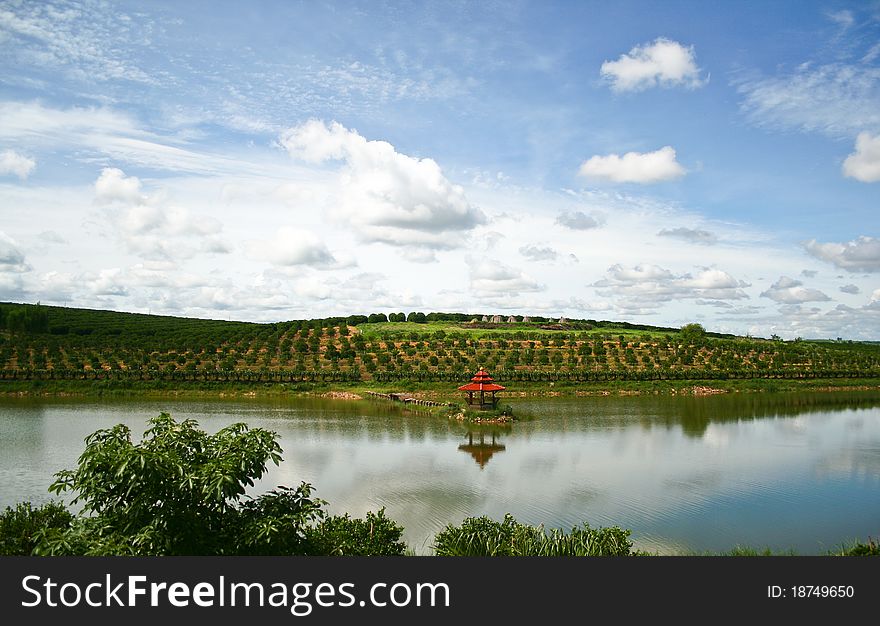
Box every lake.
[1,391,879,555]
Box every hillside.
[1,302,879,387]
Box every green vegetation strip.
[1,303,878,396]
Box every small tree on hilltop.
[679,323,706,344]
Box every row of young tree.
[1,303,878,383]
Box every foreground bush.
[0,501,73,555]
[432,513,634,556]
[833,538,880,556]
[34,413,405,556]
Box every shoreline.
[2,377,879,400]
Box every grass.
[431,514,637,556]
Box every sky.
[0,0,878,340]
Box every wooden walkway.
[365,391,452,407]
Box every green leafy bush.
[307,510,406,556]
[0,501,73,555]
[432,513,634,556]
[37,413,405,556]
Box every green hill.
[1,302,879,389]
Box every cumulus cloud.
[600,38,706,92]
[842,132,880,182]
[280,120,485,248]
[94,167,148,205]
[657,227,717,244]
[250,227,336,267]
[519,244,558,262]
[87,268,129,296]
[578,146,686,183]
[0,272,27,300]
[804,236,880,272]
[0,232,30,272]
[594,264,749,311]
[840,284,860,294]
[467,257,544,295]
[92,168,227,260]
[0,149,35,179]
[555,210,600,230]
[760,276,831,304]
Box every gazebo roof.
[458,368,505,392]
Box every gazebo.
[458,368,505,409]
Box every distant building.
[507,315,517,323]
[481,315,489,322]
[491,315,502,323]
[522,316,531,323]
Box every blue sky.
[0,0,878,339]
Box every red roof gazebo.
[458,368,505,409]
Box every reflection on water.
[1,391,879,555]
[459,428,508,468]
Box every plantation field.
[1,302,879,387]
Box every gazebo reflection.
[458,430,506,469]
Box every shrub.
[37,413,406,556]
[432,513,634,556]
[0,501,73,555]
[307,510,406,556]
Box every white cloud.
[735,64,880,138]
[842,132,880,182]
[752,299,880,340]
[94,167,148,205]
[657,227,717,244]
[92,168,227,260]
[467,257,544,295]
[250,227,336,267]
[87,268,129,296]
[0,101,275,176]
[555,210,600,230]
[0,1,156,84]
[279,120,485,247]
[0,149,35,179]
[0,272,27,300]
[399,248,438,263]
[519,244,558,262]
[827,10,854,29]
[760,276,831,304]
[37,230,67,244]
[0,231,30,272]
[840,284,860,294]
[594,264,749,311]
[578,146,686,183]
[600,38,706,92]
[805,236,880,272]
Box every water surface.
[1,391,878,555]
